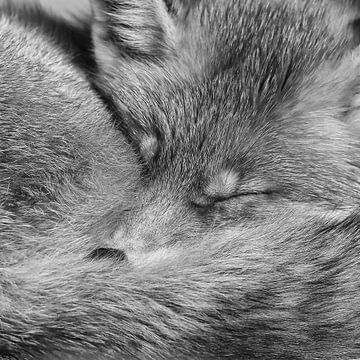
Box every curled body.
[3,1,360,359]
[0,6,139,359]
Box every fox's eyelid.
[191,190,271,209]
[213,189,273,203]
[190,198,212,209]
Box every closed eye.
[191,189,274,209]
[212,189,274,203]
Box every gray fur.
[90,0,360,358]
[3,1,360,359]
[0,0,92,27]
[0,7,140,359]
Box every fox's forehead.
[133,0,355,189]
[125,0,346,150]
[141,113,278,191]
[137,69,287,178]
[180,0,336,71]
[148,2,340,131]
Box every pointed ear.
[91,0,180,61]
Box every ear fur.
[91,0,180,60]
[0,0,92,27]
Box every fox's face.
[93,0,360,253]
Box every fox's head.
[91,0,360,255]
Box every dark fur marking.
[88,247,127,262]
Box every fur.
[3,0,360,359]
[91,0,360,248]
[90,0,360,358]
[0,0,92,27]
[0,6,139,360]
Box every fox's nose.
[87,247,128,262]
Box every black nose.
[87,247,127,262]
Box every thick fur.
[89,0,360,358]
[0,7,140,360]
[3,1,360,360]
[0,0,92,27]
[91,0,360,249]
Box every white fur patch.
[128,247,183,269]
[140,135,159,162]
[206,170,238,198]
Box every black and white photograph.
[1,1,360,359]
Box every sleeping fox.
[3,0,360,359]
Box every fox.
[3,0,360,359]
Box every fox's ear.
[91,0,184,61]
